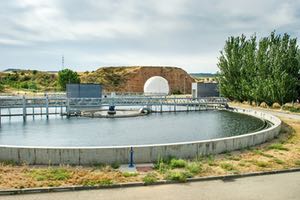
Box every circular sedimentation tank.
[0,110,266,147]
[0,107,281,165]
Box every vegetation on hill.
[0,70,58,92]
[80,67,134,91]
[0,67,144,93]
[218,31,300,105]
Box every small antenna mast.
[62,55,65,69]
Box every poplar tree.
[217,31,300,105]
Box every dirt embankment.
[80,66,195,93]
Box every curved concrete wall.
[0,108,281,165]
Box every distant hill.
[189,73,216,78]
[46,71,58,73]
[2,68,22,72]
[2,68,58,73]
[1,66,195,94]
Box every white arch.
[143,76,169,96]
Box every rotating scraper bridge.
[0,95,228,122]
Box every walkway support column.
[66,98,70,116]
[22,96,26,121]
[174,99,177,112]
[60,98,63,116]
[45,95,49,119]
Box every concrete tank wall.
[0,108,281,165]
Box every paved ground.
[231,104,300,120]
[264,109,300,120]
[2,172,300,200]
[254,108,300,120]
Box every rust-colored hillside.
[80,66,194,94]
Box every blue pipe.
[129,147,134,167]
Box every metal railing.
[0,96,228,124]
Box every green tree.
[0,74,4,92]
[217,35,248,101]
[58,69,80,90]
[217,31,300,105]
[0,84,4,92]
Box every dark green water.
[0,110,265,147]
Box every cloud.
[72,51,218,73]
[0,0,299,72]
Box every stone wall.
[124,66,194,94]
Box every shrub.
[19,81,38,90]
[273,158,284,164]
[29,168,71,181]
[282,104,293,110]
[172,89,182,95]
[165,171,192,182]
[20,75,31,81]
[288,107,300,113]
[206,155,217,166]
[27,82,38,90]
[238,161,248,167]
[154,156,174,168]
[220,163,236,171]
[272,102,281,109]
[252,149,274,158]
[92,163,106,169]
[227,155,241,161]
[282,103,300,112]
[267,143,289,151]
[254,161,269,168]
[110,162,120,169]
[143,173,158,185]
[260,102,268,108]
[123,172,139,177]
[82,178,113,186]
[170,159,187,168]
[20,82,29,89]
[154,157,171,173]
[0,160,17,166]
[186,163,202,174]
[156,162,169,173]
[47,181,61,187]
[251,101,257,106]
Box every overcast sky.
[0,0,299,73]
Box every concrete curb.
[1,167,300,196]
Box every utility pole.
[62,55,65,70]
